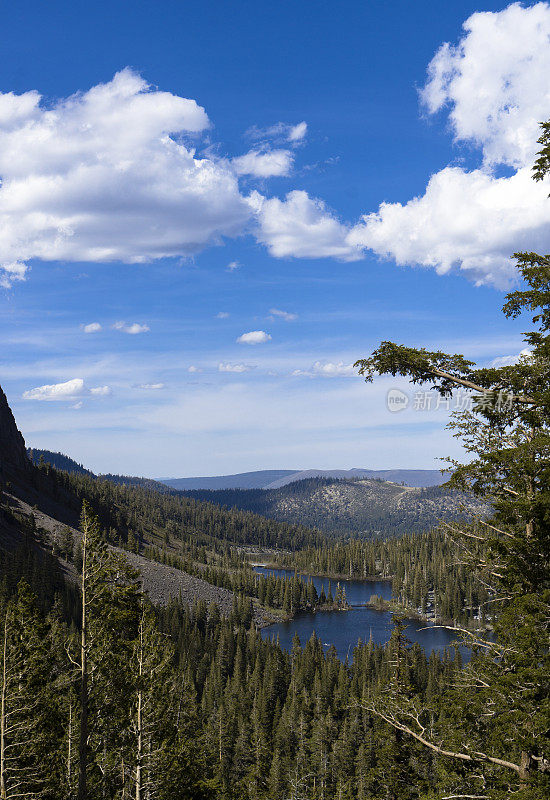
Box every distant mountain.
[161,467,447,491]
[179,476,486,537]
[264,468,447,489]
[161,469,297,490]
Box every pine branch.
[363,704,521,773]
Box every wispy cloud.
[489,349,532,368]
[245,121,307,144]
[113,321,150,335]
[288,121,307,142]
[226,260,240,272]
[89,385,111,396]
[139,382,165,390]
[82,322,102,334]
[269,308,297,321]
[292,361,357,378]
[216,311,230,319]
[218,362,255,373]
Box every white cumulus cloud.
[348,166,550,286]
[82,322,102,333]
[0,68,250,286]
[218,362,255,373]
[232,149,293,177]
[348,2,550,286]
[113,321,150,334]
[420,2,550,168]
[236,330,272,345]
[251,190,364,261]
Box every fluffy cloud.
[251,190,363,261]
[349,3,550,286]
[0,70,325,286]
[269,308,297,321]
[0,69,250,286]
[188,365,202,373]
[348,166,550,286]
[22,377,111,400]
[236,330,272,345]
[232,149,293,177]
[218,362,255,373]
[420,2,550,168]
[226,260,240,272]
[113,321,150,334]
[82,322,102,333]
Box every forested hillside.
[181,476,488,537]
[28,447,94,476]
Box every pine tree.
[0,581,58,799]
[75,502,140,800]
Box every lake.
[254,567,464,663]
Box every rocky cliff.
[0,385,29,480]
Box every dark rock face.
[0,385,29,478]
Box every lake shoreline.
[254,565,490,635]
[251,561,393,583]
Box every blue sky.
[1,1,549,477]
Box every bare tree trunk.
[135,617,144,800]
[68,701,72,787]
[78,512,89,800]
[0,617,7,800]
[519,751,533,789]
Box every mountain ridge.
[161,467,447,491]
